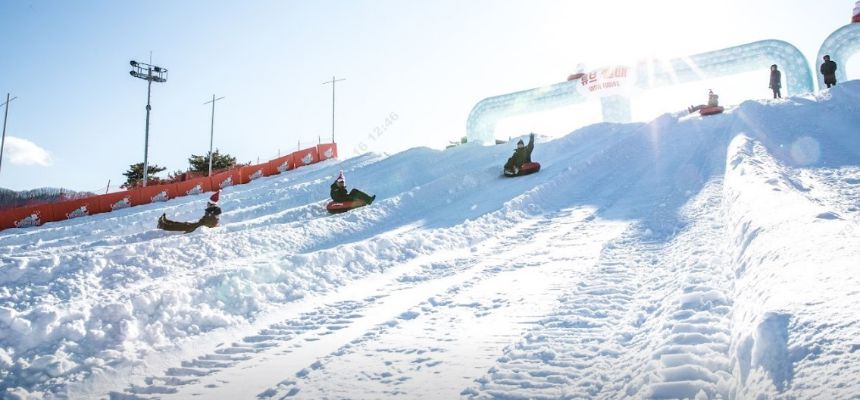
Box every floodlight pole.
[129,60,167,187]
[0,93,17,175]
[322,76,345,142]
[143,72,153,186]
[203,94,225,176]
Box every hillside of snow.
[1,82,859,399]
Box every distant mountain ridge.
[0,187,96,209]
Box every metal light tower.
[322,76,345,142]
[129,60,168,187]
[0,93,18,175]
[203,94,225,176]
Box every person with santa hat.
[157,191,222,232]
[330,171,375,205]
[198,191,223,228]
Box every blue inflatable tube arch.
[817,23,860,89]
[466,39,814,144]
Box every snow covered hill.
[1,82,859,399]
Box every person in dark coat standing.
[821,55,838,88]
[769,64,782,99]
[504,133,535,175]
[330,171,375,204]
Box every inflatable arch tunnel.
[817,23,860,89]
[466,39,814,144]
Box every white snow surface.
[2,82,860,399]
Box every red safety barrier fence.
[52,196,102,222]
[317,143,337,161]
[0,204,57,229]
[293,146,320,168]
[269,154,294,174]
[0,143,337,231]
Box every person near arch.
[769,64,782,99]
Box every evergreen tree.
[188,149,236,173]
[121,162,166,188]
[167,169,187,182]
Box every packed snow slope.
[1,82,859,399]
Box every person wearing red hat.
[157,191,222,232]
[199,191,222,228]
[330,171,375,205]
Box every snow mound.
[1,82,860,399]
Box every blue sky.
[0,0,855,192]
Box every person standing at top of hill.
[769,64,782,99]
[821,55,838,88]
[330,171,375,204]
[504,133,535,175]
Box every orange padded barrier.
[292,146,320,168]
[175,177,214,197]
[317,143,337,161]
[0,204,57,230]
[52,197,104,221]
[211,168,242,190]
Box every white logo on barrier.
[220,176,234,188]
[151,191,169,203]
[323,148,334,159]
[186,184,203,195]
[250,169,264,180]
[576,66,634,98]
[301,153,313,165]
[111,197,131,210]
[14,213,41,228]
[66,205,89,219]
[278,161,290,172]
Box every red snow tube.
[853,14,860,23]
[326,200,367,214]
[699,106,724,116]
[504,162,541,177]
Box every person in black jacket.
[330,171,375,204]
[821,55,838,88]
[769,64,782,99]
[504,133,535,175]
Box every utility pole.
[129,60,168,187]
[0,93,18,175]
[203,94,225,176]
[322,76,345,142]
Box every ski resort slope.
[1,82,859,399]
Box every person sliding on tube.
[688,90,719,113]
[158,191,222,233]
[330,171,375,205]
[504,133,535,175]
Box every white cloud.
[3,136,53,166]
